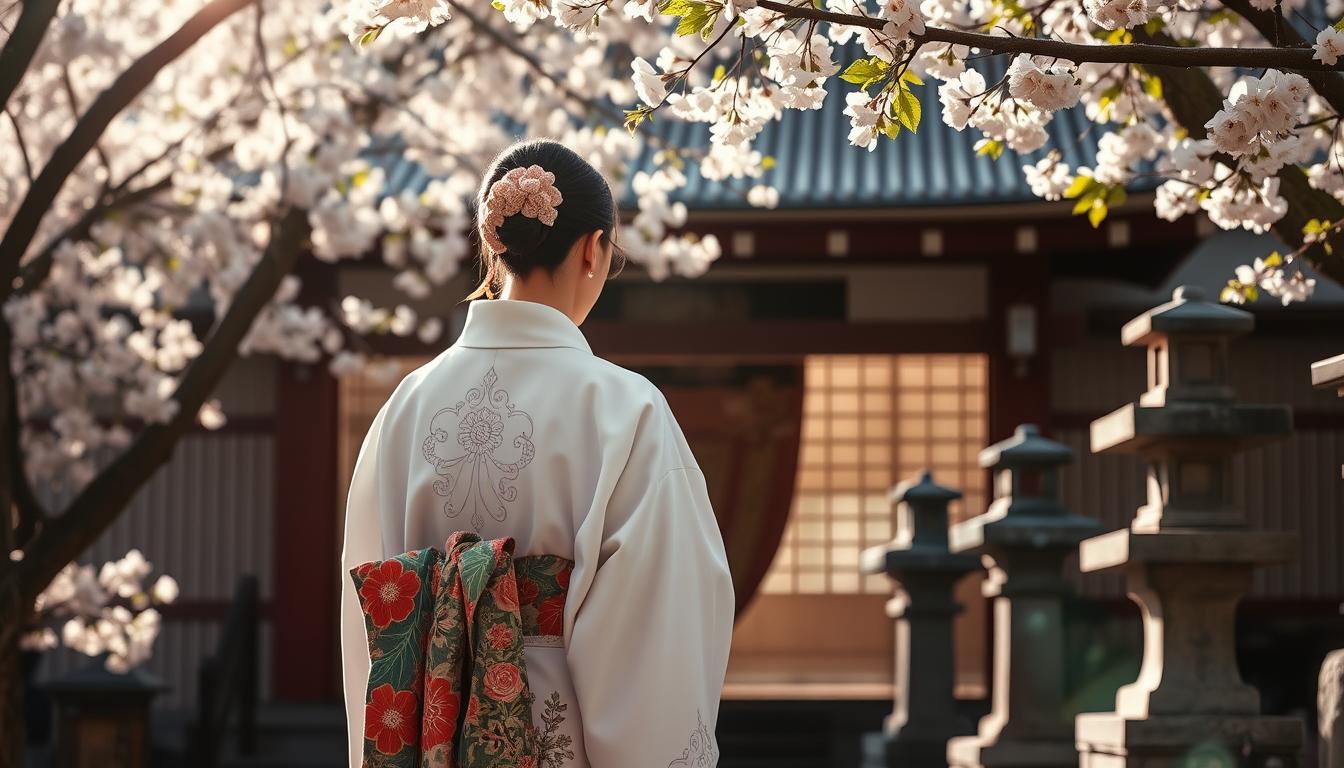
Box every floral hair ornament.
[481,165,564,255]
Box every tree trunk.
[0,306,24,768]
[0,598,24,768]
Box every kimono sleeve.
[340,402,388,768]
[567,465,734,768]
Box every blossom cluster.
[21,549,179,673]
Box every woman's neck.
[499,274,577,321]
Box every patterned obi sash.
[350,532,573,767]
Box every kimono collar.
[457,299,592,353]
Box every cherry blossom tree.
[0,0,717,759]
[2,0,1344,761]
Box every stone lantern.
[947,424,1102,768]
[43,657,166,768]
[860,471,981,768]
[1075,286,1303,765]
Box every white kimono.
[341,298,735,768]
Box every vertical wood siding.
[35,433,275,710]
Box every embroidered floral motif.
[422,368,536,530]
[667,712,717,768]
[537,692,576,768]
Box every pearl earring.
[587,271,595,278]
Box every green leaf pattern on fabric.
[351,533,575,767]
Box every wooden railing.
[191,575,259,768]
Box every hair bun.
[493,212,550,259]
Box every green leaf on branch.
[1221,279,1258,304]
[662,0,720,38]
[976,139,1004,160]
[761,155,777,170]
[1065,175,1123,228]
[1140,71,1162,100]
[1064,175,1098,199]
[882,118,902,140]
[357,24,385,47]
[624,106,653,135]
[841,57,891,91]
[713,64,726,82]
[1333,16,1344,30]
[1095,84,1122,122]
[900,70,924,86]
[1304,218,1338,255]
[1105,28,1132,44]
[893,84,921,133]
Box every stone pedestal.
[947,425,1103,768]
[860,472,982,768]
[1075,286,1305,766]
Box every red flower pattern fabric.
[358,560,421,629]
[366,683,419,755]
[350,533,574,767]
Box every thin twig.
[62,66,115,197]
[755,0,1344,71]
[446,0,629,124]
[254,3,294,197]
[4,106,32,182]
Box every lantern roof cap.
[41,656,166,696]
[1120,285,1254,348]
[978,424,1072,470]
[891,470,963,505]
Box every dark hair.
[468,139,624,300]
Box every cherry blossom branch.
[1219,0,1344,115]
[755,0,1344,71]
[1140,44,1344,285]
[4,206,312,608]
[0,0,259,305]
[0,0,57,111]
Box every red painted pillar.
[271,358,341,699]
[987,253,1053,444]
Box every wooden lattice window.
[761,354,988,596]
